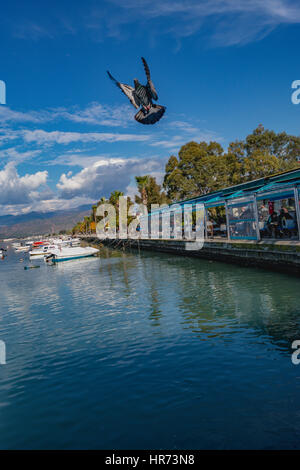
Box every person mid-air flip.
[107,57,166,125]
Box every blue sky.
[1,0,300,215]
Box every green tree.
[135,175,169,212]
[109,190,124,206]
[107,191,134,230]
[242,149,280,180]
[163,141,239,200]
[244,124,300,164]
[135,176,149,207]
[163,126,300,202]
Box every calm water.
[0,244,300,449]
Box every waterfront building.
[143,167,300,242]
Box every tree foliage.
[72,124,300,233]
[135,175,169,212]
[163,125,300,201]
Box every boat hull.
[52,253,97,262]
[46,246,99,263]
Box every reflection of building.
[141,168,300,242]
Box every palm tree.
[97,197,107,207]
[109,191,124,208]
[135,176,149,207]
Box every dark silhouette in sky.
[107,57,166,125]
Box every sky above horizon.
[1,0,300,216]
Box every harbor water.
[0,245,300,449]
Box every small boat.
[70,238,81,247]
[46,246,99,263]
[32,241,48,246]
[24,265,40,270]
[12,242,21,248]
[29,244,57,257]
[15,246,29,252]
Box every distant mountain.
[0,205,91,238]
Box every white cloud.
[0,107,49,124]
[7,0,300,46]
[0,102,133,127]
[0,147,42,163]
[90,0,300,46]
[0,127,20,146]
[52,102,133,127]
[22,129,150,145]
[169,121,201,134]
[0,196,94,216]
[0,163,48,205]
[57,156,166,200]
[150,128,221,150]
[47,152,114,168]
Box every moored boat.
[15,246,30,253]
[46,246,99,263]
[12,242,21,248]
[29,244,57,257]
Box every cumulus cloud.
[57,156,166,200]
[0,162,48,205]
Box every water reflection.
[1,245,300,449]
[97,247,300,354]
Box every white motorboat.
[46,246,99,262]
[29,244,57,257]
[15,246,30,252]
[12,242,21,248]
[70,238,81,247]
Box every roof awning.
[204,195,225,208]
[256,180,300,201]
[225,189,245,200]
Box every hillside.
[0,205,91,238]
